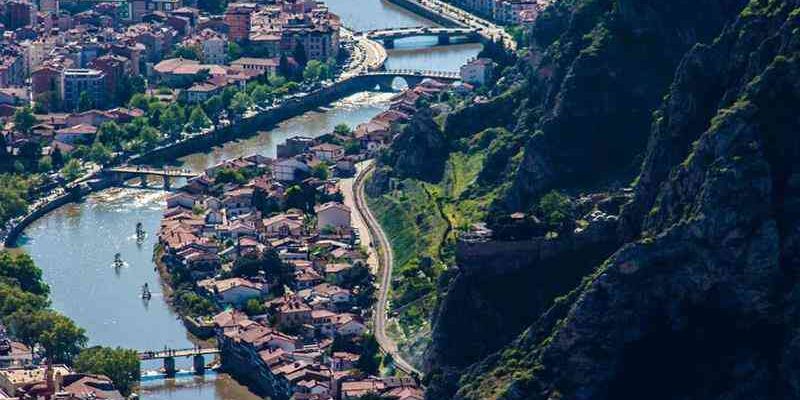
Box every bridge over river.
[104,166,200,189]
[360,26,481,48]
[139,347,221,377]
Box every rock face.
[501,0,749,211]
[441,1,800,399]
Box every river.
[19,1,481,399]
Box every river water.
[20,1,481,399]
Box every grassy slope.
[366,149,492,367]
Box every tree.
[128,93,150,111]
[334,123,352,135]
[538,191,572,227]
[244,298,265,316]
[74,346,140,396]
[251,85,271,105]
[0,252,49,295]
[77,91,93,112]
[285,185,315,212]
[97,121,123,147]
[229,91,252,117]
[13,107,36,134]
[228,42,243,60]
[293,42,308,68]
[232,253,262,278]
[278,54,293,78]
[203,95,224,119]
[160,103,186,138]
[88,142,113,165]
[215,167,247,184]
[303,60,324,82]
[188,105,211,131]
[138,126,161,150]
[311,163,329,180]
[356,333,381,375]
[36,312,87,364]
[172,45,200,60]
[51,147,64,168]
[61,158,83,181]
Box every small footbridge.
[139,347,220,377]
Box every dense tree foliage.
[75,346,140,395]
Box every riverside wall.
[129,77,376,165]
[3,191,78,247]
[2,76,380,248]
[384,0,465,28]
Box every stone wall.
[384,0,465,27]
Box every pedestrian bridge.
[360,26,481,48]
[138,347,220,360]
[139,347,220,377]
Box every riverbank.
[2,77,388,249]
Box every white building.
[459,58,494,86]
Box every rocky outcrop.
[501,0,749,211]
[447,2,800,399]
[386,108,449,182]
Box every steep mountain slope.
[500,0,748,212]
[420,0,751,392]
[451,1,800,399]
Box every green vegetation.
[0,174,34,225]
[0,252,122,370]
[356,333,381,375]
[74,346,140,395]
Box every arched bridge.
[360,26,481,48]
[104,166,199,189]
[353,69,461,91]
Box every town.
[154,77,452,400]
[0,0,538,399]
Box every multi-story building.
[181,29,228,64]
[0,53,25,88]
[89,54,132,104]
[3,0,33,30]
[459,57,494,86]
[39,0,60,14]
[61,68,105,111]
[494,0,541,25]
[278,13,339,61]
[224,3,257,42]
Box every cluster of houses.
[0,325,123,400]
[153,77,454,399]
[213,309,421,400]
[450,0,550,26]
[155,152,422,399]
[0,0,342,146]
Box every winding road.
[345,160,422,377]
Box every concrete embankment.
[130,77,376,165]
[2,178,114,248]
[2,77,381,248]
[384,0,465,28]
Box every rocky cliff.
[444,1,800,399]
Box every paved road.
[348,161,422,377]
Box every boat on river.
[113,253,124,268]
[136,222,146,242]
[142,283,152,299]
